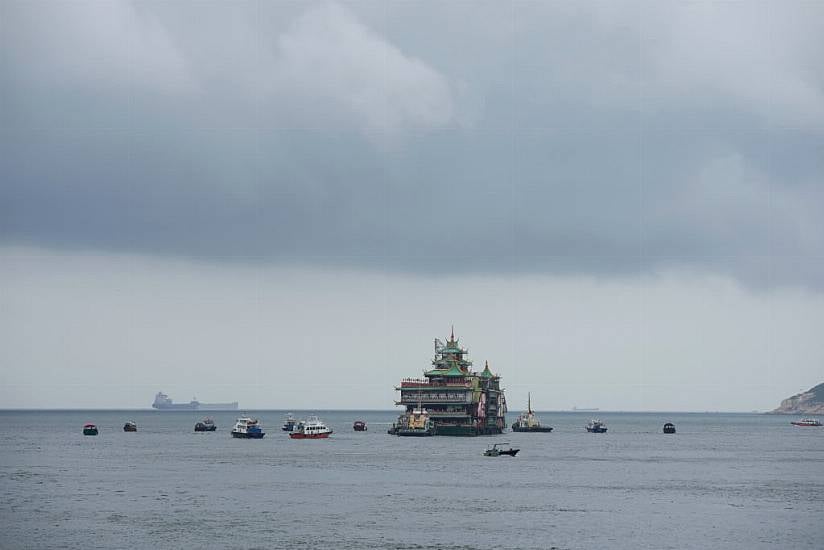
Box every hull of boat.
[586,427,607,433]
[83,429,98,436]
[791,422,821,427]
[435,424,503,436]
[395,429,434,436]
[511,426,553,432]
[194,426,216,432]
[231,431,265,439]
[289,432,332,439]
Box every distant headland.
[770,382,824,415]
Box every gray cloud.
[1,1,823,289]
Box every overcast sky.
[1,1,822,410]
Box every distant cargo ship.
[151,391,238,411]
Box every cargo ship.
[391,328,506,436]
[151,391,238,411]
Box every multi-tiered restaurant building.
[393,329,507,436]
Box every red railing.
[399,378,470,388]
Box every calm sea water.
[1,410,822,549]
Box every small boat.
[289,416,332,439]
[353,420,367,431]
[791,418,822,427]
[511,393,553,432]
[282,413,297,432]
[663,422,676,434]
[483,443,519,457]
[82,423,98,436]
[231,417,265,439]
[194,418,216,432]
[123,421,137,432]
[390,408,435,436]
[585,419,608,433]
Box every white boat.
[231,417,265,439]
[585,419,608,433]
[791,418,822,427]
[289,416,332,439]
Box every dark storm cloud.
[1,1,823,288]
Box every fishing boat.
[585,419,608,433]
[483,443,519,457]
[82,423,98,436]
[194,418,216,432]
[290,416,332,439]
[123,421,137,432]
[511,393,553,432]
[663,422,676,434]
[791,418,822,427]
[231,417,265,439]
[353,420,367,431]
[282,413,297,432]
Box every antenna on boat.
[528,392,532,414]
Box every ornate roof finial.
[451,324,455,341]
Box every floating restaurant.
[392,328,506,436]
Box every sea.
[1,410,822,550]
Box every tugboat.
[511,393,553,432]
[585,419,608,433]
[483,443,519,457]
[289,416,333,439]
[353,420,367,431]
[663,422,676,434]
[393,328,507,436]
[123,421,137,432]
[791,418,822,427]
[390,407,435,436]
[282,413,297,432]
[194,418,216,432]
[82,423,98,436]
[231,417,265,439]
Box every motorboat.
[123,421,137,432]
[585,419,608,433]
[83,423,98,436]
[282,413,297,432]
[791,418,822,427]
[289,416,332,439]
[194,418,216,432]
[663,422,676,434]
[231,417,265,439]
[483,443,519,457]
[353,420,367,431]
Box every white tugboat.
[511,393,553,432]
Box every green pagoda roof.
[426,364,466,377]
[480,361,494,378]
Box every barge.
[392,328,506,436]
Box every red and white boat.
[791,418,822,427]
[289,416,333,439]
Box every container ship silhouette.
[151,391,238,411]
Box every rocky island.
[770,382,824,415]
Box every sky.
[1,0,823,410]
